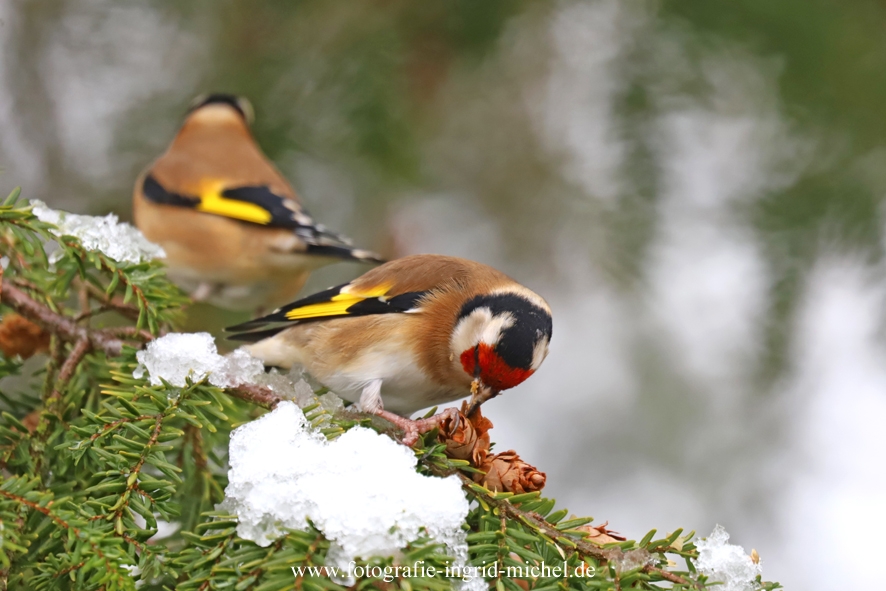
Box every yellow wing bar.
[284,284,392,321]
[196,181,273,225]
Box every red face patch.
[460,343,534,391]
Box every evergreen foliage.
[0,190,782,590]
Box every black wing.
[226,283,427,342]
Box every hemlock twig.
[1,281,134,356]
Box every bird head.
[450,288,552,415]
[186,93,255,126]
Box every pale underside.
[243,315,473,416]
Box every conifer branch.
[100,326,155,342]
[83,282,141,320]
[186,425,209,473]
[452,472,703,589]
[227,383,283,409]
[0,194,780,590]
[48,337,91,409]
[1,280,131,356]
[60,238,153,313]
[220,382,703,589]
[89,414,158,442]
[111,415,164,530]
[0,488,126,586]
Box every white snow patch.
[132,511,181,543]
[255,367,318,406]
[215,348,266,389]
[30,200,165,264]
[220,402,470,579]
[120,564,141,576]
[132,332,327,409]
[133,332,262,389]
[695,525,762,591]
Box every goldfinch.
[227,254,552,437]
[133,93,382,311]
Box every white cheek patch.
[451,307,493,356]
[480,312,515,346]
[450,308,515,356]
[530,336,549,371]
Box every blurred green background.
[3,1,886,588]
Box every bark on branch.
[1,280,132,356]
[226,383,283,409]
[452,472,702,589]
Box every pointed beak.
[466,378,498,417]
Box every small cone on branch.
[475,450,546,494]
[437,401,492,464]
[0,313,50,359]
[437,403,546,493]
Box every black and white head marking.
[451,289,552,371]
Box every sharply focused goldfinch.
[133,93,382,311]
[227,254,553,425]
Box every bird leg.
[371,407,459,447]
[356,379,457,446]
[355,379,384,413]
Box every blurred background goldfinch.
[132,94,383,312]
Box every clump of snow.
[30,199,165,264]
[217,348,266,388]
[135,332,228,387]
[318,391,344,414]
[615,548,654,573]
[133,333,328,409]
[133,332,264,389]
[695,525,762,591]
[254,367,315,406]
[220,401,470,578]
[120,564,141,577]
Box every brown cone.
[437,403,546,493]
[475,450,546,494]
[438,401,492,464]
[0,313,50,359]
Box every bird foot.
[370,407,459,446]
